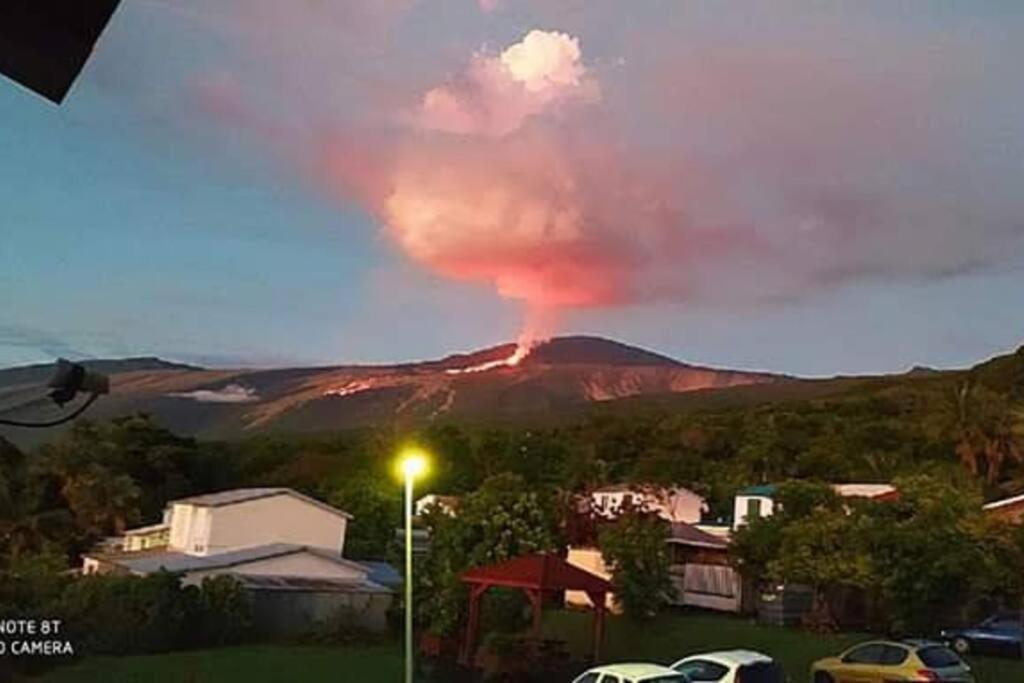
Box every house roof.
[738,484,778,497]
[668,522,729,549]
[361,561,402,588]
[226,573,391,594]
[86,543,368,576]
[170,488,353,520]
[983,492,1024,510]
[462,553,611,594]
[123,523,170,536]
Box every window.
[746,498,763,519]
[736,661,784,683]
[645,677,689,683]
[841,644,885,665]
[879,646,909,666]
[917,646,963,669]
[674,660,729,681]
[573,674,600,683]
[599,676,621,683]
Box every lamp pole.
[404,468,415,683]
[398,451,427,683]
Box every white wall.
[591,487,705,524]
[732,495,774,530]
[204,494,347,556]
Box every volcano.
[0,336,783,441]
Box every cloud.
[169,384,260,403]
[100,3,1024,340]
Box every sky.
[2,0,1023,377]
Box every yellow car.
[811,639,974,683]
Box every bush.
[598,512,674,620]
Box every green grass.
[25,612,1024,682]
[26,644,402,683]
[541,610,1024,683]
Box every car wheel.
[813,672,835,683]
[952,637,971,655]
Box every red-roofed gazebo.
[459,553,612,667]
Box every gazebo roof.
[462,553,611,593]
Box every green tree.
[598,512,673,620]
[418,474,561,636]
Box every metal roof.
[88,543,368,575]
[463,554,611,593]
[170,487,353,519]
[667,522,729,549]
[738,484,778,497]
[227,573,391,594]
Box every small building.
[984,493,1024,524]
[414,494,460,518]
[732,483,898,530]
[80,488,392,636]
[588,484,706,524]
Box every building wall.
[988,501,1024,524]
[183,551,367,585]
[247,589,393,637]
[591,487,705,524]
[564,547,617,612]
[732,495,774,530]
[201,495,347,556]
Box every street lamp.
[397,448,429,683]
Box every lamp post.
[398,450,428,683]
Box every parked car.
[940,612,1024,659]
[571,663,691,683]
[812,639,974,683]
[670,649,784,682]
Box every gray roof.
[170,488,353,520]
[227,573,391,594]
[361,561,402,588]
[90,543,368,576]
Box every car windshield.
[917,646,963,669]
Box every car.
[811,639,974,683]
[670,649,784,682]
[940,612,1024,659]
[571,663,691,683]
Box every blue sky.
[2,1,1023,376]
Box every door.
[833,644,885,683]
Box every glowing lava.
[444,340,535,375]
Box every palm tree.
[949,377,1024,484]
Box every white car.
[572,662,691,683]
[670,650,784,683]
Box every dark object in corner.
[0,0,121,103]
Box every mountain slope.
[0,336,781,441]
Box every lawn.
[25,612,1024,682]
[25,644,403,683]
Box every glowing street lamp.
[397,448,429,683]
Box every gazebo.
[459,553,612,667]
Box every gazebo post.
[460,583,488,667]
[587,591,607,662]
[526,588,543,638]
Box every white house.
[588,484,706,524]
[732,483,898,530]
[82,488,357,581]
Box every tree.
[598,512,673,620]
[418,474,561,636]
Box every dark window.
[879,646,909,666]
[645,677,690,683]
[917,646,963,669]
[575,674,600,683]
[736,661,784,683]
[842,644,885,665]
[674,660,729,681]
[599,676,621,683]
[747,498,763,519]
